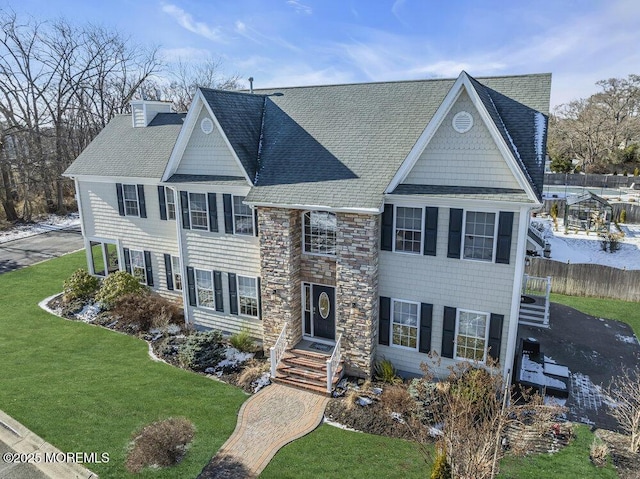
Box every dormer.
[130,100,173,127]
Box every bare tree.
[416,360,563,479]
[608,365,640,452]
[549,74,640,172]
[155,57,241,112]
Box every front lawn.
[260,423,428,478]
[0,251,247,478]
[551,292,640,338]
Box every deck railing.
[270,323,288,378]
[326,333,342,393]
[522,274,552,297]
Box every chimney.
[248,77,254,94]
[130,100,173,127]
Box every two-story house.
[64,71,551,393]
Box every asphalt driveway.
[0,226,83,274]
[518,302,640,430]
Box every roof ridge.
[200,87,266,98]
[249,72,552,92]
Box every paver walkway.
[198,383,328,478]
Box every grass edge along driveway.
[0,251,247,478]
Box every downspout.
[73,177,92,271]
[172,186,191,326]
[503,205,531,383]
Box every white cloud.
[258,64,355,89]
[286,0,312,15]
[235,20,246,33]
[159,47,212,63]
[161,3,226,43]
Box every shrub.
[95,271,147,309]
[229,329,256,352]
[62,269,99,302]
[236,360,270,391]
[620,209,627,223]
[112,293,184,332]
[374,358,401,384]
[550,202,559,219]
[380,384,416,416]
[430,448,452,479]
[589,437,609,467]
[634,167,639,177]
[177,330,225,371]
[125,417,195,473]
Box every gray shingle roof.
[243,73,550,210]
[199,88,264,183]
[391,184,534,203]
[64,113,185,178]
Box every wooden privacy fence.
[526,257,640,302]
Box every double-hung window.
[189,193,208,230]
[166,188,176,220]
[233,196,254,235]
[303,211,337,255]
[129,249,147,284]
[463,212,496,261]
[123,184,140,216]
[391,299,419,349]
[395,207,422,253]
[455,310,489,362]
[237,276,259,317]
[171,256,182,291]
[195,269,214,309]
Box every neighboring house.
[64,72,551,392]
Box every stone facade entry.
[302,283,336,341]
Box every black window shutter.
[116,183,125,216]
[447,209,463,259]
[207,193,219,232]
[223,194,233,234]
[419,303,433,353]
[158,186,167,221]
[164,253,173,290]
[137,185,147,218]
[213,270,224,312]
[424,207,438,256]
[228,272,238,315]
[441,306,457,358]
[495,212,514,264]
[180,191,190,229]
[254,209,259,237]
[186,267,196,306]
[381,204,394,251]
[143,250,153,286]
[487,314,504,361]
[123,248,131,274]
[378,296,391,345]
[257,277,262,319]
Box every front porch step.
[275,347,343,396]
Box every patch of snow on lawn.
[531,217,640,270]
[615,334,638,345]
[0,214,80,244]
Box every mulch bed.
[596,429,640,479]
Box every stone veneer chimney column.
[259,208,302,350]
[335,213,380,378]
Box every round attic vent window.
[201,117,214,134]
[452,111,473,133]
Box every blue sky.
[2,0,638,107]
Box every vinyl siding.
[377,208,519,377]
[78,179,181,298]
[179,185,262,337]
[404,90,522,190]
[175,105,245,177]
